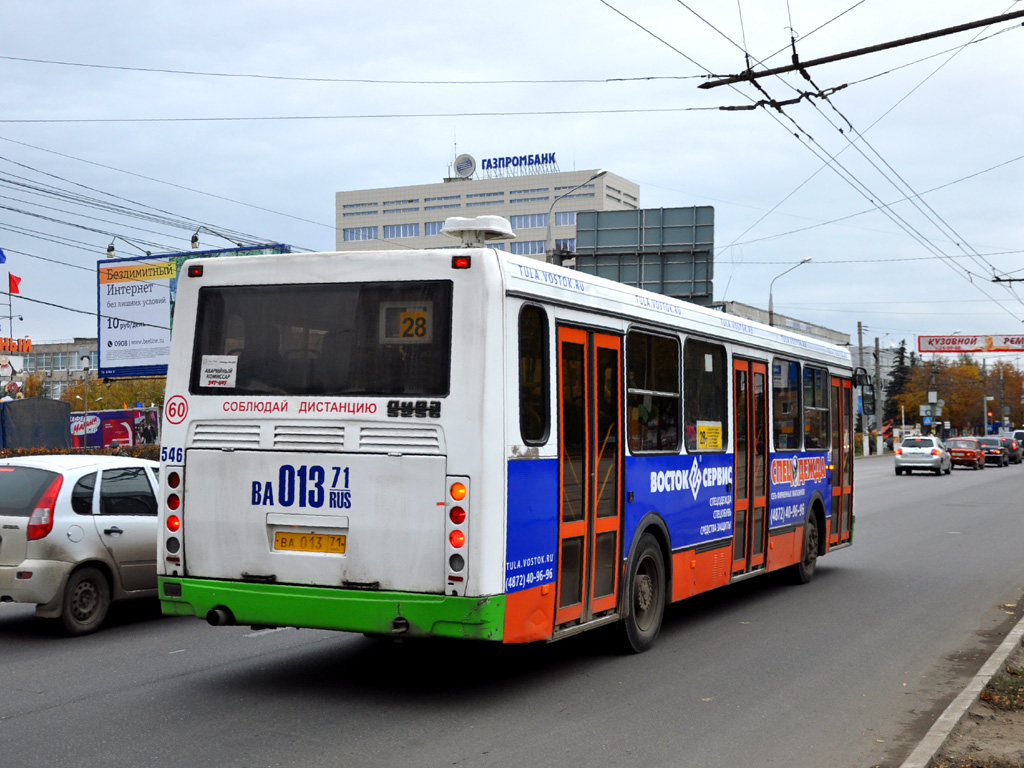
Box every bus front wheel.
[617,533,666,654]
[791,515,819,585]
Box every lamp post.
[545,169,607,265]
[768,257,812,326]
[81,355,91,445]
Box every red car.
[945,438,986,470]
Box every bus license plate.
[274,532,346,554]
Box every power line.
[0,55,702,85]
[0,105,719,124]
[700,8,1024,88]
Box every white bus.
[157,217,865,652]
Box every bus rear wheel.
[617,533,665,654]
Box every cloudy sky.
[1,1,1022,359]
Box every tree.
[61,377,166,412]
[883,340,910,423]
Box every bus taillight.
[445,476,470,596]
[167,515,181,532]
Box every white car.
[0,455,159,635]
[894,436,952,476]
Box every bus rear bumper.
[158,577,505,641]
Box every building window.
[343,202,378,209]
[424,194,461,202]
[424,203,461,210]
[383,199,419,206]
[510,187,551,195]
[509,241,545,256]
[424,221,444,236]
[343,226,378,242]
[683,339,727,452]
[383,207,419,214]
[510,213,548,230]
[773,359,801,450]
[383,223,420,239]
[467,200,504,208]
[467,191,505,199]
[627,331,680,453]
[555,238,575,252]
[555,211,576,226]
[342,210,378,217]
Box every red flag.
[8,274,20,294]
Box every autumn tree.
[61,377,166,412]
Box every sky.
[1,0,1022,361]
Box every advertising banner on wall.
[918,334,1024,353]
[97,244,290,377]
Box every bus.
[157,216,866,652]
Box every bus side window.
[772,358,801,450]
[803,365,830,449]
[626,331,680,453]
[518,305,549,444]
[682,339,727,451]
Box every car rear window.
[979,438,1000,447]
[901,438,933,447]
[947,440,975,448]
[0,466,60,517]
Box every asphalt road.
[2,455,1022,768]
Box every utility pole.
[875,337,883,454]
[858,322,868,455]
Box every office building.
[335,157,639,257]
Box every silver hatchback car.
[894,436,952,476]
[0,455,159,635]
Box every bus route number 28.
[251,465,352,510]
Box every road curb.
[899,611,1024,768]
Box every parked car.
[977,437,1009,467]
[945,438,986,470]
[999,435,1022,464]
[0,455,159,635]
[1013,429,1024,446]
[894,436,952,475]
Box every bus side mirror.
[855,367,876,413]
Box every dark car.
[945,438,986,470]
[999,436,1022,464]
[977,437,1009,466]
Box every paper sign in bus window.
[379,301,434,344]
[696,421,722,450]
[200,355,238,388]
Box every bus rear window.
[189,281,452,397]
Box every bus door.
[829,377,854,545]
[555,327,623,627]
[732,359,768,574]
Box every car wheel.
[60,566,111,636]
[944,463,951,475]
[616,533,665,654]
[933,467,941,476]
[895,468,902,476]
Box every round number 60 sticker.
[165,395,188,424]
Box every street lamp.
[81,355,91,445]
[545,169,607,265]
[768,257,812,326]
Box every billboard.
[918,335,1024,354]
[97,244,290,377]
[70,407,161,448]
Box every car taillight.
[27,476,64,541]
[931,448,940,456]
[895,448,902,455]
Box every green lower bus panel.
[159,577,505,641]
